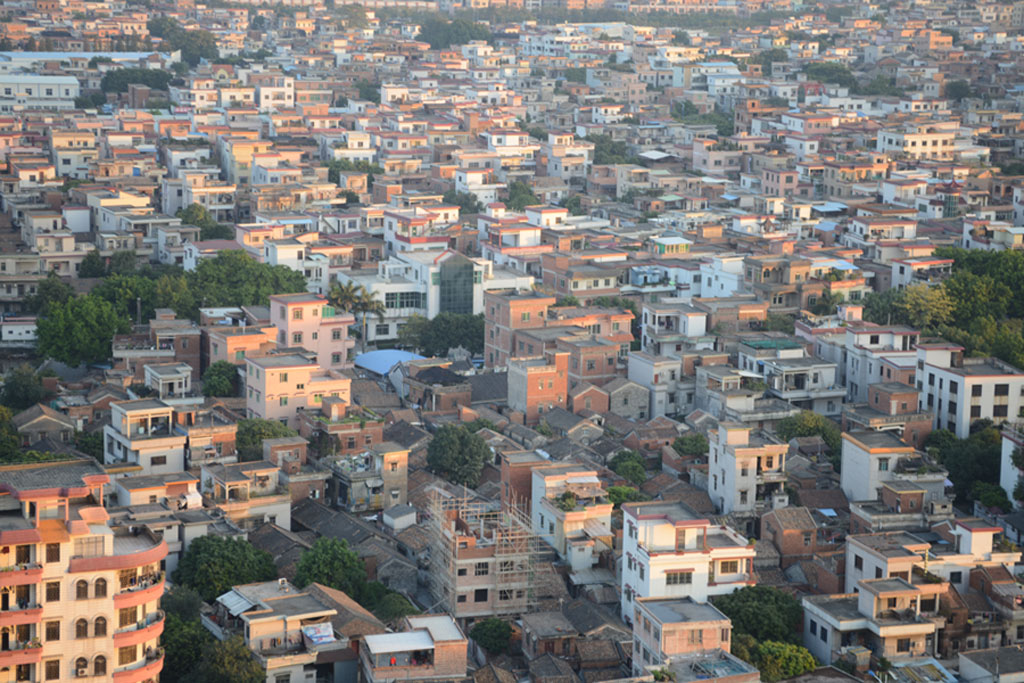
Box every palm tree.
[328,280,362,313]
[354,288,386,353]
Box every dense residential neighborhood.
[2,0,1024,682]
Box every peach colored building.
[507,351,569,426]
[269,293,356,369]
[206,325,278,367]
[0,458,167,683]
[245,352,351,428]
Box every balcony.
[113,647,164,683]
[0,603,41,627]
[114,572,165,609]
[0,641,43,667]
[0,563,43,587]
[114,610,165,648]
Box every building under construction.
[426,489,543,620]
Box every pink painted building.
[269,293,356,369]
[245,352,352,428]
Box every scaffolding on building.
[426,488,542,619]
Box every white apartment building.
[336,249,532,343]
[916,343,1024,437]
[0,74,80,112]
[875,122,958,161]
[707,423,788,516]
[839,430,917,503]
[843,324,920,403]
[738,338,846,416]
[620,500,756,623]
[697,256,746,298]
[530,463,614,571]
[640,299,708,356]
[103,398,187,476]
[627,352,695,419]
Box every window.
[719,560,739,574]
[94,617,106,637]
[94,579,107,598]
[972,385,982,397]
[119,606,138,628]
[292,332,302,344]
[666,571,692,585]
[292,308,303,320]
[499,589,513,601]
[971,405,982,418]
[995,384,1009,396]
[521,312,530,322]
[118,645,137,666]
[152,456,167,466]
[950,571,962,583]
[803,532,812,547]
[276,675,292,683]
[76,619,88,638]
[474,588,488,602]
[46,581,60,602]
[457,595,467,603]
[639,564,645,580]
[878,458,889,472]
[897,639,910,653]
[475,562,489,576]
[46,543,60,563]
[45,661,60,681]
[76,580,88,599]
[331,353,341,364]
[809,620,817,636]
[45,621,60,641]
[854,555,863,570]
[375,323,389,336]
[994,405,1008,418]
[280,397,288,406]
[875,568,883,579]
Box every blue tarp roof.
[354,349,424,375]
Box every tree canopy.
[202,361,238,397]
[235,418,298,461]
[713,586,803,644]
[610,450,647,485]
[426,424,491,487]
[774,411,841,467]
[925,423,1002,504]
[294,537,367,597]
[398,312,484,356]
[147,17,218,66]
[195,636,264,683]
[100,68,172,93]
[177,203,234,241]
[172,535,277,601]
[0,364,50,411]
[37,295,130,366]
[418,17,491,49]
[469,618,512,655]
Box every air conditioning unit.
[76,669,87,678]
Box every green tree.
[764,313,796,333]
[74,431,103,459]
[235,418,298,461]
[396,313,430,351]
[355,78,380,103]
[79,250,107,277]
[896,284,953,330]
[607,485,649,507]
[673,433,709,457]
[971,481,1012,513]
[564,67,587,83]
[752,48,788,70]
[775,410,841,453]
[373,593,419,622]
[442,190,484,214]
[154,274,195,318]
[161,585,204,621]
[426,424,491,487]
[354,288,386,353]
[196,636,264,683]
[173,535,277,601]
[418,17,491,49]
[506,181,540,211]
[171,29,219,67]
[25,272,75,314]
[108,250,138,275]
[615,460,646,486]
[555,295,580,307]
[470,618,512,655]
[713,586,803,643]
[202,361,238,397]
[93,274,157,322]
[564,195,585,216]
[100,67,173,93]
[162,612,212,683]
[187,251,307,311]
[927,423,1002,503]
[419,313,485,356]
[945,80,971,101]
[327,280,364,313]
[294,537,366,597]
[177,203,233,240]
[37,296,130,366]
[754,641,818,682]
[0,364,49,411]
[802,62,857,90]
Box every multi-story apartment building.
[244,352,352,428]
[530,462,613,571]
[103,399,187,476]
[0,457,167,683]
[508,351,569,425]
[200,460,292,530]
[842,382,934,449]
[631,598,740,678]
[738,338,845,416]
[916,343,1024,438]
[269,293,356,369]
[839,429,924,503]
[707,422,788,516]
[0,74,80,112]
[323,442,409,513]
[842,324,920,403]
[202,579,352,683]
[620,501,756,622]
[627,352,695,420]
[640,300,708,356]
[361,616,468,683]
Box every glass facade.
[439,254,475,314]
